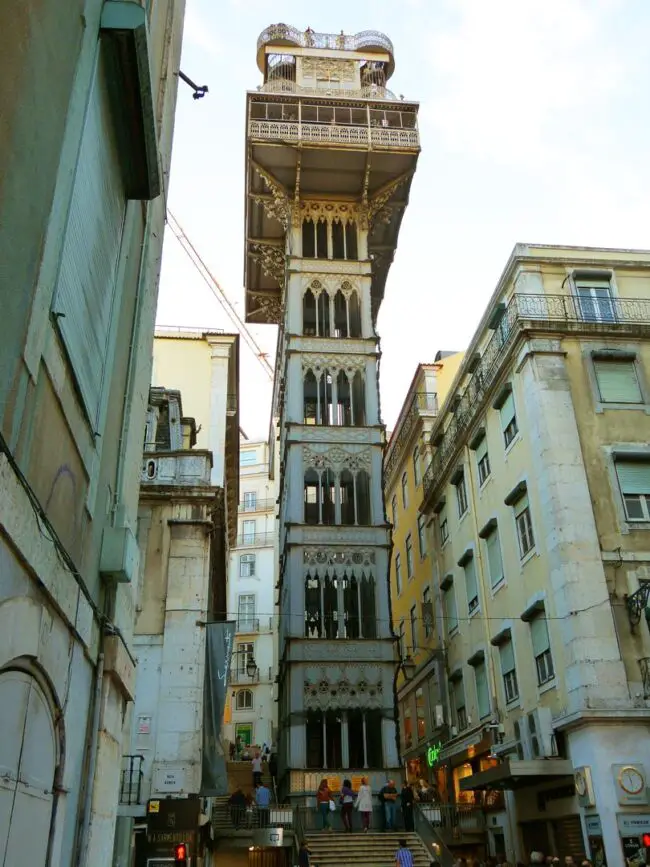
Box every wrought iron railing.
[257,24,394,58]
[119,755,144,805]
[414,804,455,867]
[235,531,276,548]
[213,804,292,836]
[420,803,486,834]
[248,120,419,149]
[423,293,650,507]
[384,391,438,483]
[626,583,650,627]
[260,80,398,101]
[229,665,275,685]
[238,498,276,513]
[640,658,650,698]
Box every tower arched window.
[332,219,345,259]
[356,469,371,524]
[302,218,316,258]
[348,290,362,337]
[303,288,317,335]
[345,221,358,260]
[352,371,366,425]
[322,469,336,525]
[304,370,318,424]
[236,689,254,710]
[317,291,331,337]
[333,290,348,338]
[336,370,352,425]
[304,468,320,524]
[340,469,356,525]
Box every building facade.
[224,439,278,752]
[0,3,186,865]
[383,357,463,783]
[420,244,650,867]
[243,23,420,796]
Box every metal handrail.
[238,498,276,513]
[119,755,144,805]
[640,657,650,698]
[257,24,394,59]
[235,531,276,548]
[423,292,650,507]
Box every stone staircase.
[212,761,277,834]
[305,832,432,867]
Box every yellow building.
[384,355,462,778]
[419,244,650,866]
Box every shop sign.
[617,813,650,836]
[585,815,602,836]
[427,742,443,767]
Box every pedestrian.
[269,751,278,783]
[340,778,355,832]
[298,840,312,867]
[235,734,242,758]
[395,838,416,866]
[228,787,246,829]
[356,776,373,832]
[252,751,263,787]
[381,779,399,831]
[316,778,333,831]
[401,780,415,832]
[255,781,271,828]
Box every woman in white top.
[355,776,373,832]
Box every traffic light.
[642,832,650,848]
[174,842,188,866]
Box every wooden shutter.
[530,614,550,657]
[499,640,515,674]
[474,662,490,719]
[616,461,650,495]
[594,359,641,403]
[499,392,516,427]
[53,46,126,427]
[486,529,503,587]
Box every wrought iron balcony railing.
[257,24,394,59]
[384,391,438,483]
[235,531,276,548]
[238,498,276,513]
[260,80,398,101]
[229,665,275,685]
[248,119,419,150]
[640,657,650,699]
[119,755,144,805]
[423,293,650,507]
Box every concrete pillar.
[365,359,379,425]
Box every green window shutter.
[474,662,490,718]
[616,461,650,495]
[464,557,478,606]
[500,392,515,427]
[53,47,126,428]
[445,587,458,631]
[594,360,642,403]
[476,437,488,463]
[514,492,529,516]
[486,530,503,587]
[499,640,515,674]
[530,614,550,657]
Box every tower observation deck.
[244,23,420,798]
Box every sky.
[155,0,650,439]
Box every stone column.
[341,711,350,768]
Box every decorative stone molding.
[292,337,377,355]
[297,641,389,662]
[301,274,361,295]
[303,663,384,711]
[301,57,357,82]
[303,445,371,472]
[292,526,388,546]
[249,243,286,289]
[303,547,376,568]
[252,163,290,229]
[299,201,360,225]
[301,353,366,376]
[291,259,368,276]
[290,426,374,445]
[248,292,284,325]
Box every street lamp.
[246,656,258,679]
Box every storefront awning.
[459,758,573,791]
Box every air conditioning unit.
[513,716,532,760]
[527,707,556,758]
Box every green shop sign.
[427,742,443,767]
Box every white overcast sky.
[155,0,650,440]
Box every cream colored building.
[420,244,650,867]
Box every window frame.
[455,474,469,518]
[395,552,403,596]
[451,677,467,731]
[237,594,256,630]
[443,581,458,636]
[514,496,535,559]
[405,534,414,579]
[240,450,257,466]
[236,688,254,711]
[463,554,479,615]
[422,586,432,638]
[413,446,421,487]
[410,604,418,651]
[485,525,504,589]
[417,513,427,559]
[529,611,555,687]
[614,455,650,523]
[571,271,617,324]
[593,356,643,405]
[240,553,256,577]
[398,620,406,660]
[498,640,519,705]
[476,436,491,486]
[473,660,490,720]
[401,472,409,509]
[243,491,258,510]
[242,519,256,543]
[501,393,519,449]
[391,494,399,529]
[439,512,449,546]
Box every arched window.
[340,469,356,525]
[348,290,362,337]
[332,219,345,259]
[322,469,336,525]
[356,469,371,524]
[303,288,317,335]
[345,221,358,260]
[305,572,322,638]
[304,468,320,524]
[360,573,377,639]
[317,291,330,337]
[316,219,328,258]
[343,571,360,639]
[318,370,333,425]
[304,370,318,424]
[333,290,348,337]
[413,446,421,486]
[236,689,253,710]
[302,218,316,258]
[336,370,352,425]
[352,371,366,426]
[323,572,339,639]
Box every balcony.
[235,617,274,634]
[141,450,212,486]
[384,391,438,483]
[238,497,276,513]
[248,113,419,151]
[119,755,144,805]
[235,531,276,548]
[257,24,395,62]
[423,293,650,507]
[229,665,275,684]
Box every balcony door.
[237,596,256,632]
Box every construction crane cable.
[166,210,274,380]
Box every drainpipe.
[77,648,105,867]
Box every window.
[463,555,479,614]
[237,595,256,630]
[476,437,491,485]
[243,491,258,511]
[242,520,256,544]
[236,689,253,710]
[594,358,642,404]
[413,446,421,486]
[240,553,256,577]
[455,474,468,518]
[401,472,409,509]
[485,526,504,588]
[499,391,518,448]
[575,274,615,323]
[304,569,376,640]
[237,642,255,673]
[405,534,414,579]
[410,605,418,651]
[439,511,449,545]
[443,583,458,635]
[530,613,554,686]
[615,460,650,521]
[240,450,257,466]
[474,661,490,719]
[395,553,403,596]
[451,678,467,731]
[422,587,432,638]
[499,640,519,704]
[514,495,535,557]
[391,494,398,528]
[415,688,426,740]
[398,620,406,660]
[417,513,427,559]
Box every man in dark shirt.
[298,840,312,867]
[380,779,398,831]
